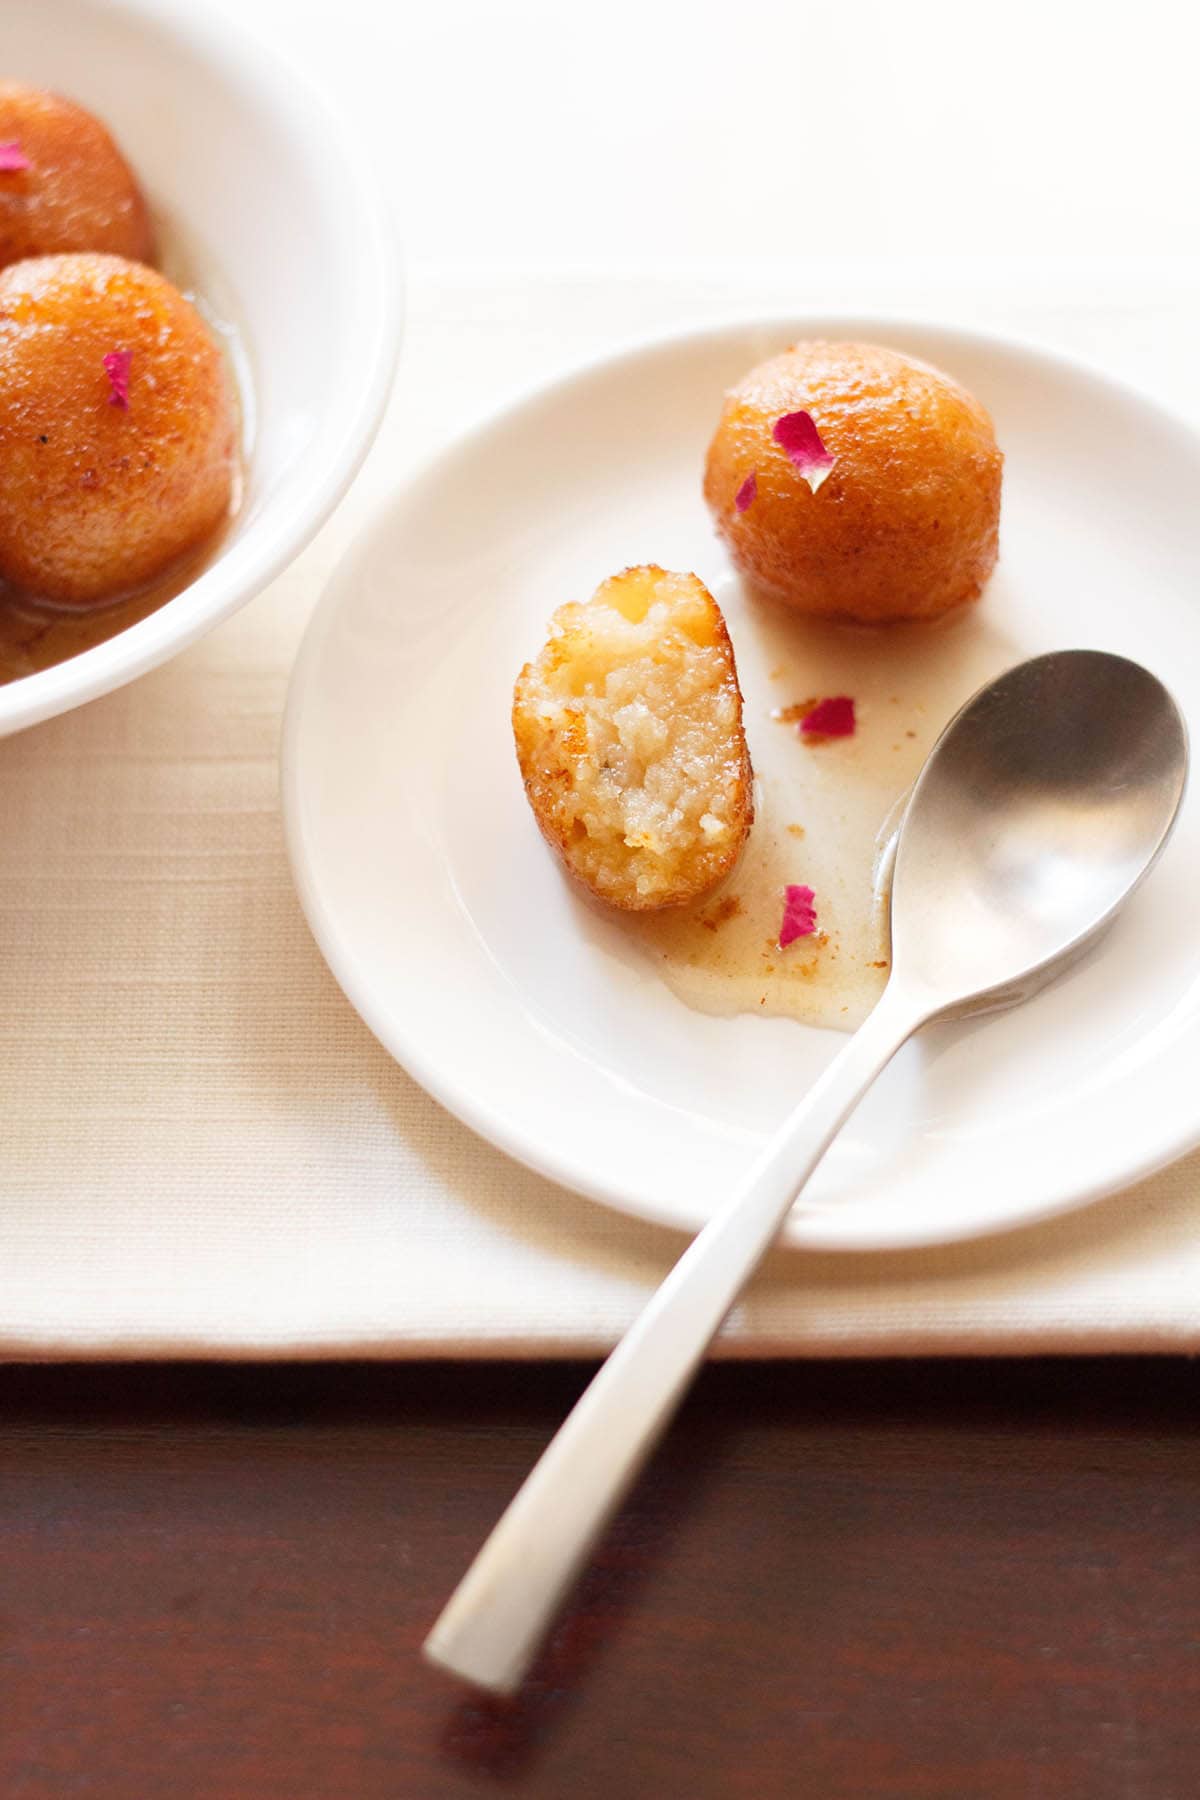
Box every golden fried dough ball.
[0,84,153,269]
[514,566,753,911]
[0,254,237,606]
[703,340,1003,623]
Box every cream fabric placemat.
[3,267,1200,1359]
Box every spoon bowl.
[425,649,1189,1695]
[892,650,1188,1017]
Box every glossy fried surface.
[0,84,153,269]
[703,340,1003,623]
[513,566,753,910]
[0,254,236,606]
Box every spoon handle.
[424,983,923,1694]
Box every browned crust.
[0,253,235,605]
[0,84,154,270]
[702,340,1003,625]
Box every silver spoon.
[425,648,1187,1694]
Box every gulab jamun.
[703,340,1003,624]
[0,83,153,269]
[513,566,753,910]
[0,253,237,606]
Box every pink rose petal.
[778,883,817,947]
[103,349,131,410]
[0,142,30,172]
[734,471,757,513]
[773,409,835,493]
[800,695,856,739]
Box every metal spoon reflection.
[425,649,1188,1695]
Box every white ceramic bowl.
[1,0,401,736]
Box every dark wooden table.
[3,1358,1198,1798]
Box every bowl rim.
[0,0,402,736]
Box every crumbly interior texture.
[513,566,753,910]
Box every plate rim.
[281,309,1200,1250]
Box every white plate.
[282,317,1200,1250]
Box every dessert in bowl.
[0,0,400,736]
